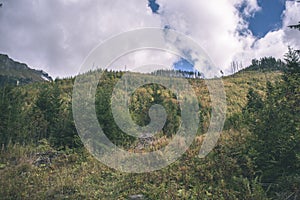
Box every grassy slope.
[0,71,281,199]
[223,71,281,115]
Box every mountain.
[0,69,285,199]
[0,54,52,85]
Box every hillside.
[0,54,52,85]
[1,66,293,199]
[1,47,300,199]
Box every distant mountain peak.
[0,54,52,86]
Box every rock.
[128,194,145,200]
[139,133,154,145]
[33,151,58,167]
[135,133,155,151]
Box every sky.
[0,0,299,78]
[248,0,286,38]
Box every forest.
[0,45,299,199]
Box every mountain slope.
[0,54,52,85]
[0,69,284,199]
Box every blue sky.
[248,0,286,38]
[173,59,194,71]
[147,0,298,73]
[148,0,160,14]
[160,0,290,72]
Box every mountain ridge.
[0,54,52,85]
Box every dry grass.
[0,71,278,199]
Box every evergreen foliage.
[243,48,300,198]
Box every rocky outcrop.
[0,54,52,86]
[128,194,145,200]
[33,151,58,167]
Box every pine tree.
[244,48,300,197]
[34,83,62,146]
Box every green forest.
[0,45,299,199]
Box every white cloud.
[232,1,300,73]
[108,49,178,73]
[0,0,299,77]
[242,0,261,17]
[232,29,286,71]
[156,0,259,73]
[0,0,161,77]
[282,1,300,49]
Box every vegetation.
[0,54,52,86]
[0,47,299,199]
[242,48,300,199]
[242,57,285,72]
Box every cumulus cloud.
[109,49,178,73]
[0,0,299,77]
[156,0,257,73]
[282,1,300,49]
[0,0,160,77]
[232,1,300,73]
